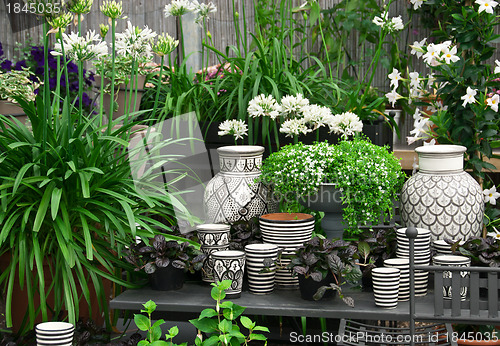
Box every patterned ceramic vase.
[204,146,277,224]
[211,250,246,298]
[400,145,483,241]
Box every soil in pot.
[149,266,186,291]
[298,272,335,301]
[260,213,314,222]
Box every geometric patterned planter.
[204,145,278,224]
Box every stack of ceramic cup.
[396,227,431,296]
[384,258,410,301]
[371,267,401,309]
[259,213,314,288]
[36,322,74,346]
[196,224,231,283]
[245,244,279,295]
[433,255,471,301]
[211,250,246,298]
[433,239,464,256]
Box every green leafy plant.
[134,300,187,346]
[260,137,405,234]
[125,234,206,275]
[189,280,269,345]
[133,281,270,346]
[287,236,361,305]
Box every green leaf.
[253,326,270,332]
[239,316,254,330]
[189,318,218,333]
[218,319,232,333]
[33,182,54,232]
[142,300,157,314]
[357,241,370,261]
[151,325,162,342]
[223,304,245,320]
[134,314,150,331]
[201,335,220,346]
[249,333,267,341]
[138,341,150,346]
[167,325,179,337]
[198,308,218,320]
[50,187,62,220]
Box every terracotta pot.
[0,100,28,126]
[0,253,114,332]
[95,75,146,121]
[457,338,500,345]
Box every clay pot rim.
[259,213,314,222]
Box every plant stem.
[152,56,165,120]
[78,61,84,122]
[108,18,117,133]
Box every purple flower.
[14,60,27,70]
[1,60,12,71]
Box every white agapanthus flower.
[52,30,108,61]
[390,16,404,31]
[487,94,500,112]
[301,104,333,130]
[327,112,363,137]
[461,87,477,107]
[247,94,280,119]
[410,0,426,10]
[192,0,217,25]
[115,21,157,60]
[279,118,311,137]
[475,0,498,14]
[279,93,309,117]
[218,119,248,140]
[410,38,427,58]
[484,186,500,205]
[164,0,195,17]
[388,68,402,89]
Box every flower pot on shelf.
[300,183,345,240]
[259,213,314,289]
[149,266,186,291]
[298,272,335,301]
[400,145,484,241]
[204,145,278,224]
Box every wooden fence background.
[0,0,430,91]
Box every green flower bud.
[47,11,72,30]
[153,33,179,57]
[100,0,123,19]
[66,0,93,14]
[99,23,109,38]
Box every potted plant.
[125,234,206,291]
[351,228,398,291]
[287,236,360,304]
[0,69,38,124]
[259,113,405,239]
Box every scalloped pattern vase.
[400,145,483,241]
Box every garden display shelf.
[110,282,436,321]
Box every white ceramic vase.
[204,145,277,224]
[400,145,484,241]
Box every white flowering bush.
[260,138,405,235]
[0,70,39,103]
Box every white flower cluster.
[372,13,404,33]
[52,30,108,61]
[115,21,157,60]
[164,0,217,24]
[327,112,363,138]
[218,119,248,140]
[410,0,426,10]
[247,93,335,138]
